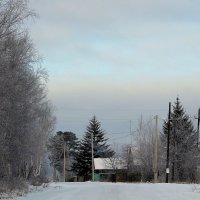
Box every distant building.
[94,158,127,182]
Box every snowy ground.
[17,182,200,200]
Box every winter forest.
[0,0,200,198]
[0,0,55,192]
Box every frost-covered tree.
[129,117,155,182]
[47,131,78,181]
[72,116,114,181]
[0,0,55,190]
[161,98,198,182]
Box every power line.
[107,131,133,135]
[109,134,132,141]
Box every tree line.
[48,98,200,183]
[127,97,199,183]
[0,0,55,192]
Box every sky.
[28,0,200,144]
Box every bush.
[30,175,50,186]
[0,177,28,193]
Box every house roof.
[94,158,127,170]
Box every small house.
[94,158,127,182]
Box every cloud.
[30,0,200,24]
[29,0,200,73]
[48,75,200,132]
[28,0,200,133]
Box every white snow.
[17,182,200,200]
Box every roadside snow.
[17,182,200,200]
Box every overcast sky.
[28,0,200,144]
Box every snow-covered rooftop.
[94,158,127,170]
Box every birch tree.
[0,0,55,189]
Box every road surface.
[18,182,200,200]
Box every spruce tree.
[162,98,198,182]
[72,116,114,180]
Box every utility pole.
[166,102,171,183]
[130,120,132,145]
[91,132,94,181]
[154,115,158,183]
[63,142,66,182]
[197,108,200,147]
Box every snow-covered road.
[18,182,200,200]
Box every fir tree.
[162,98,198,182]
[72,116,114,180]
